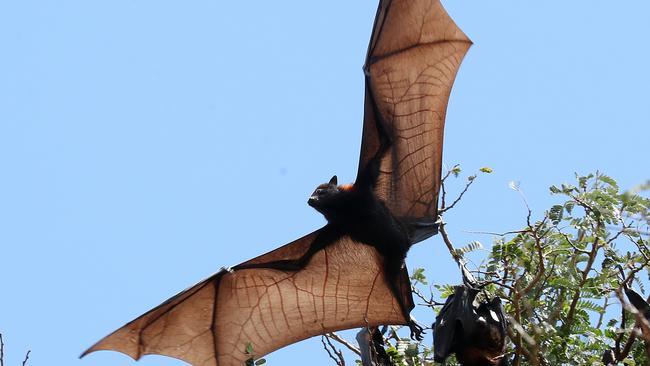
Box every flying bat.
[81,1,471,365]
[434,263,508,366]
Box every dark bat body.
[601,349,616,366]
[624,286,650,324]
[434,266,508,366]
[624,284,650,354]
[82,1,471,365]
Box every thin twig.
[326,333,361,356]
[1,333,4,366]
[411,286,444,308]
[596,296,609,330]
[463,229,527,236]
[322,336,345,366]
[21,350,30,366]
[440,176,476,213]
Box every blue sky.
[1,1,649,365]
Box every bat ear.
[329,175,338,186]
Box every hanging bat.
[434,262,508,366]
[601,349,616,366]
[623,284,650,349]
[81,1,471,365]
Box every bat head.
[308,175,344,215]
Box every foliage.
[382,170,650,366]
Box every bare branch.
[595,296,609,329]
[463,229,527,236]
[21,350,30,366]
[325,333,361,356]
[441,175,476,213]
[322,335,345,366]
[411,286,444,308]
[439,220,461,264]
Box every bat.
[434,263,508,366]
[81,1,471,365]
[601,349,616,366]
[624,284,650,346]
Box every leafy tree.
[320,169,650,366]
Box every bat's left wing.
[356,0,471,242]
[82,228,409,366]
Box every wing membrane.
[358,0,471,222]
[82,229,408,366]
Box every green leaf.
[245,343,254,354]
[411,267,428,285]
[454,241,483,257]
[479,167,493,173]
[577,299,604,313]
[255,359,266,365]
[549,204,564,224]
[564,201,575,214]
[598,174,618,189]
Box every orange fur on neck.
[339,184,354,191]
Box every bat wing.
[624,286,650,320]
[433,285,471,361]
[357,0,471,241]
[82,227,410,366]
[624,285,650,343]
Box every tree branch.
[322,336,345,366]
[325,333,361,356]
[21,350,30,366]
[440,175,476,214]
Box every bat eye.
[317,189,327,196]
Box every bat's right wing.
[357,0,471,242]
[82,227,409,366]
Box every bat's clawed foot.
[408,319,425,341]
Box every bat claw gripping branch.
[408,318,425,341]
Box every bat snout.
[308,196,318,206]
